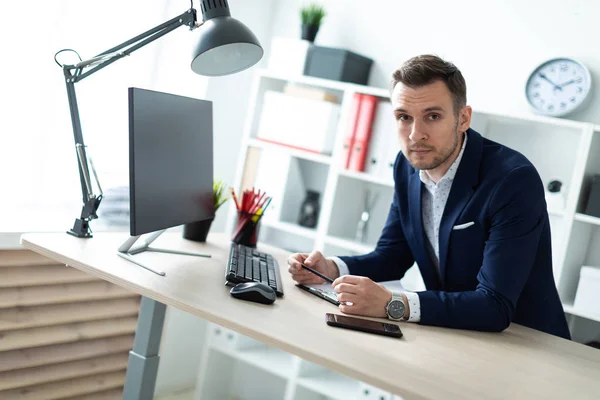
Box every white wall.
[0,0,210,212]
[268,0,600,124]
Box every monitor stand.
[117,229,210,276]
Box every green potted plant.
[300,3,326,43]
[183,180,230,242]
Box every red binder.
[342,93,363,169]
[348,94,377,172]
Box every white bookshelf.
[194,323,400,400]
[194,69,600,399]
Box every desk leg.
[123,296,167,400]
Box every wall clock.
[525,58,592,117]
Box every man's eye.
[428,114,440,120]
[397,115,410,121]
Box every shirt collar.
[419,132,468,187]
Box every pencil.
[300,263,334,283]
[230,187,240,210]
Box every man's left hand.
[332,275,392,318]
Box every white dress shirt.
[331,133,468,322]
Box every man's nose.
[408,120,427,142]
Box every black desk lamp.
[57,0,263,238]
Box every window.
[0,1,209,219]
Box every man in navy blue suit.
[288,54,570,339]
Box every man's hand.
[287,250,340,284]
[332,275,393,318]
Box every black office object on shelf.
[585,174,600,218]
[56,0,263,238]
[303,45,373,85]
[298,190,320,228]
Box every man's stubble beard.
[407,119,460,171]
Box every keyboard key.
[244,262,253,280]
[260,261,268,283]
[252,259,260,281]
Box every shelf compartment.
[327,176,393,247]
[481,116,584,204]
[199,348,289,400]
[248,138,332,165]
[261,220,318,240]
[211,344,296,380]
[562,302,600,323]
[296,371,360,400]
[338,169,394,188]
[258,68,390,99]
[259,224,315,254]
[574,213,600,226]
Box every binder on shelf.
[347,94,377,172]
[341,93,363,169]
[364,100,395,177]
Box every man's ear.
[459,106,472,132]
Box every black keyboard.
[225,243,284,297]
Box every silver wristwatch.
[386,293,406,321]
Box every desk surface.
[21,232,600,400]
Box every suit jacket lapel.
[408,170,442,289]
[438,129,482,283]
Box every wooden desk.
[21,232,600,400]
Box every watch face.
[525,58,591,117]
[388,300,405,319]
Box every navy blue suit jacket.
[339,128,570,339]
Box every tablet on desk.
[296,280,407,307]
[296,283,340,306]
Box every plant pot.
[301,24,320,42]
[183,217,214,242]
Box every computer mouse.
[230,282,276,305]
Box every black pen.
[301,263,334,283]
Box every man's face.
[391,80,469,171]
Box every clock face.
[525,58,591,117]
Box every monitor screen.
[128,87,214,236]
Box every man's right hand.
[287,250,340,284]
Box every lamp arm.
[63,8,199,238]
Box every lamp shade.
[191,16,263,76]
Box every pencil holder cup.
[232,211,261,248]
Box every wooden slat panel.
[0,317,138,351]
[0,250,58,267]
[0,297,140,331]
[62,387,123,400]
[0,352,129,390]
[0,370,126,400]
[0,334,134,372]
[0,281,137,309]
[0,265,98,288]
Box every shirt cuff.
[329,256,350,276]
[399,291,421,322]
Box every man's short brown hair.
[391,54,467,115]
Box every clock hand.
[539,73,562,91]
[559,79,577,88]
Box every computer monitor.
[117,87,214,276]
[129,87,214,235]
